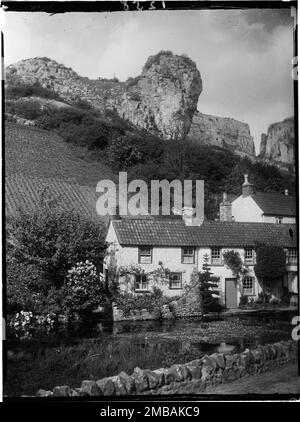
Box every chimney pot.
[242,174,254,197]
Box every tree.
[7,194,107,289]
[254,244,287,291]
[198,254,223,313]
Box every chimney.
[111,205,121,221]
[284,189,289,196]
[182,207,203,226]
[242,174,254,197]
[219,192,232,222]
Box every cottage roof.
[250,192,296,216]
[112,218,297,248]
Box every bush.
[7,193,107,290]
[6,99,43,120]
[62,261,106,319]
[239,295,248,306]
[6,81,61,100]
[115,291,167,317]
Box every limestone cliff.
[6,52,202,140]
[259,117,295,169]
[188,111,256,158]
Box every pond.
[4,310,297,397]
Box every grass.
[5,122,116,187]
[4,337,201,396]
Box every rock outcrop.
[259,117,295,169]
[6,51,202,140]
[187,111,256,158]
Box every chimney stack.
[219,192,232,222]
[284,189,289,196]
[242,174,254,197]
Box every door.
[225,278,238,308]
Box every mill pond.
[4,310,297,397]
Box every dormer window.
[182,247,195,264]
[138,246,152,264]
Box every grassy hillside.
[5,123,116,187]
[5,123,119,221]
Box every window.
[169,273,182,289]
[287,248,297,264]
[242,277,255,296]
[135,274,148,291]
[182,247,195,264]
[244,248,254,265]
[138,246,152,264]
[211,247,222,265]
[276,216,283,224]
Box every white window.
[138,246,152,264]
[287,248,297,264]
[243,277,255,296]
[276,216,283,224]
[135,274,148,291]
[182,247,195,264]
[211,247,222,265]
[169,273,182,290]
[244,248,254,265]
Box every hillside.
[5,123,117,221]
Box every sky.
[3,8,295,153]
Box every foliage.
[254,244,286,282]
[7,192,107,290]
[115,292,162,316]
[223,250,249,280]
[198,254,223,313]
[239,295,248,306]
[6,99,43,120]
[62,261,106,319]
[6,80,62,100]
[143,50,174,71]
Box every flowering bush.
[63,261,105,319]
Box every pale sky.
[3,9,294,153]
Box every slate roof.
[251,192,296,216]
[112,218,297,248]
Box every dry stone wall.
[35,340,297,397]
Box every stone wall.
[36,340,298,397]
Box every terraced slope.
[5,123,116,221]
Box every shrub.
[254,245,287,282]
[6,81,61,100]
[115,291,166,316]
[6,99,43,120]
[63,261,106,319]
[7,193,107,289]
[239,295,248,306]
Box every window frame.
[138,246,153,264]
[169,272,183,290]
[287,248,297,264]
[275,216,283,224]
[134,273,149,292]
[242,276,255,296]
[181,246,195,264]
[244,248,255,265]
[211,247,222,265]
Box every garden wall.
[36,339,298,397]
[112,304,174,321]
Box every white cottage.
[227,175,296,224]
[105,210,298,309]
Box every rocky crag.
[6,53,293,165]
[6,52,202,140]
[259,117,295,170]
[188,111,256,158]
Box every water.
[4,310,296,396]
